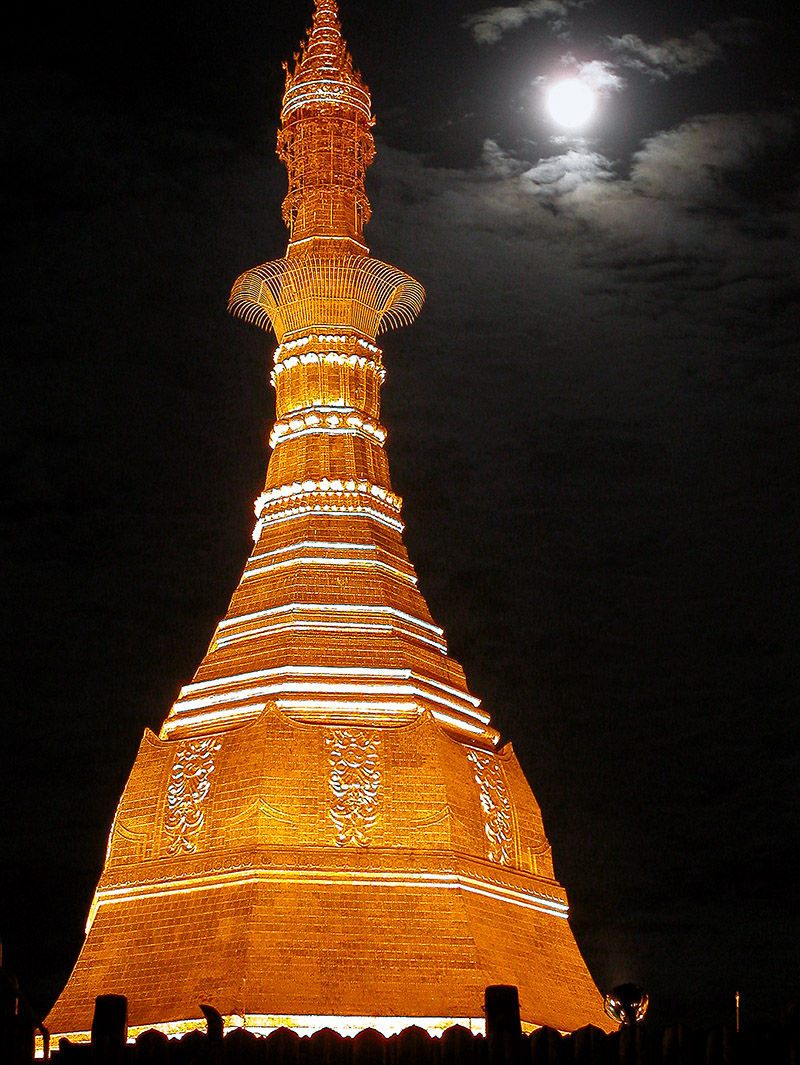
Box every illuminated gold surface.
[46,0,612,1042]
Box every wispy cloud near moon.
[463,0,586,45]
[608,19,754,80]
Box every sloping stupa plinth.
[46,0,612,1042]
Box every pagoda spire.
[277,0,373,250]
[44,1,612,1046]
[229,0,422,344]
[303,0,347,65]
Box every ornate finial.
[277,0,374,246]
[282,0,361,113]
[299,0,346,70]
[309,0,342,41]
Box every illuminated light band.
[253,493,405,539]
[268,423,386,449]
[169,674,486,723]
[272,352,384,381]
[242,539,419,586]
[178,664,483,716]
[273,353,380,377]
[425,710,487,737]
[163,673,490,738]
[247,539,379,561]
[160,702,268,733]
[273,334,381,356]
[162,700,492,742]
[214,618,448,655]
[163,701,492,740]
[269,422,387,448]
[242,554,417,587]
[255,480,400,514]
[274,336,381,360]
[40,1015,486,1050]
[235,1015,485,1039]
[282,79,372,121]
[243,542,414,574]
[218,602,445,639]
[253,503,404,540]
[162,700,421,734]
[219,619,395,641]
[269,412,387,449]
[85,865,570,934]
[284,232,370,253]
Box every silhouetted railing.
[29,987,800,1065]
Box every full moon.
[546,79,596,129]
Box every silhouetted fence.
[7,986,800,1065]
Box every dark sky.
[2,0,798,1033]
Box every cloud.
[573,59,626,95]
[608,19,754,80]
[368,108,798,365]
[534,59,625,95]
[463,0,584,45]
[521,147,614,196]
[629,112,794,203]
[481,139,531,179]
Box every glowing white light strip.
[243,555,416,586]
[274,698,420,715]
[160,702,266,732]
[87,865,569,932]
[283,231,370,251]
[180,665,473,704]
[283,83,371,118]
[162,704,286,733]
[407,673,484,712]
[38,1015,486,1051]
[257,502,404,535]
[180,664,482,716]
[428,711,485,736]
[458,875,569,915]
[220,619,393,641]
[270,424,386,446]
[214,618,448,654]
[184,664,424,693]
[248,540,374,561]
[217,603,444,638]
[166,700,488,744]
[161,699,423,734]
[270,701,485,736]
[174,680,478,718]
[273,334,379,355]
[235,1015,484,1039]
[256,479,401,513]
[272,353,384,380]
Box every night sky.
[2,0,798,1032]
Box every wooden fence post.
[485,986,523,1065]
[90,994,128,1065]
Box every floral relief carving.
[163,738,222,854]
[468,750,514,865]
[326,729,380,846]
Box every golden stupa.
[46,0,611,1042]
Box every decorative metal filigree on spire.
[289,0,354,82]
[229,0,423,343]
[278,0,375,247]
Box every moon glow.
[546,79,596,129]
